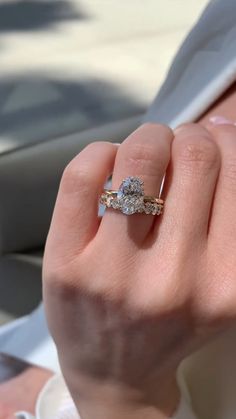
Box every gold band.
[100,177,164,216]
[103,190,164,203]
[100,190,164,215]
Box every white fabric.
[144,0,236,128]
[0,303,60,372]
[15,369,197,419]
[16,413,35,419]
[5,0,236,417]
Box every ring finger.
[100,123,173,243]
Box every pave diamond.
[117,176,144,197]
[156,206,162,215]
[106,195,113,207]
[119,195,144,215]
[111,199,120,209]
[144,202,153,214]
[117,177,144,215]
[100,193,106,205]
[144,202,163,215]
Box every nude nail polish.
[209,115,236,125]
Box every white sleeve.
[0,304,60,373]
[15,368,198,419]
[172,365,198,419]
[172,396,198,419]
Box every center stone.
[117,177,144,215]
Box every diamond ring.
[100,177,164,215]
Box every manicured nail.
[209,115,236,125]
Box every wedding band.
[100,177,164,215]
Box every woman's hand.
[43,122,236,419]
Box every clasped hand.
[43,122,236,419]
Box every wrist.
[78,402,178,419]
[67,372,180,419]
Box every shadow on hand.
[0,0,88,32]
[0,74,145,153]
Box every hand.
[43,122,236,418]
[0,367,53,417]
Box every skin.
[42,82,236,418]
[1,81,236,416]
[0,367,52,417]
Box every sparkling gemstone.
[117,177,144,198]
[117,177,144,215]
[120,195,144,215]
[144,202,153,214]
[111,199,120,209]
[144,202,161,215]
[100,194,106,204]
[106,196,113,207]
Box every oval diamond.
[117,177,144,215]
[117,177,144,198]
[120,195,144,215]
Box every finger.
[100,123,173,243]
[206,124,236,253]
[45,142,118,263]
[161,123,220,245]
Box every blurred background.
[0,0,208,325]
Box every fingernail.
[114,142,121,146]
[209,115,236,126]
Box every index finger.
[44,142,118,266]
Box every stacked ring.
[100,177,164,216]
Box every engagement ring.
[100,177,164,216]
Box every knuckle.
[126,141,156,161]
[84,140,112,152]
[223,159,236,189]
[175,122,195,134]
[61,158,90,194]
[60,147,98,193]
[140,122,173,137]
[125,142,166,176]
[174,135,219,173]
[61,141,114,194]
[194,285,235,330]
[209,123,236,138]
[43,261,65,291]
[45,262,79,299]
[175,122,210,137]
